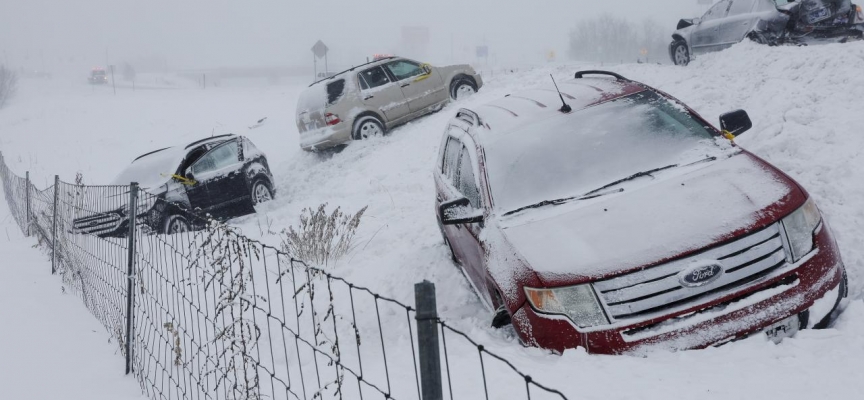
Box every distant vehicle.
[373,53,395,61]
[88,68,109,84]
[435,70,847,354]
[296,57,483,151]
[670,0,864,65]
[72,135,275,237]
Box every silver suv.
[296,57,483,151]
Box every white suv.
[296,57,483,151]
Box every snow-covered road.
[1,40,863,399]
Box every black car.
[72,134,275,237]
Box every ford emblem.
[678,263,724,287]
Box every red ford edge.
[434,71,847,355]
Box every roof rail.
[574,70,627,81]
[308,56,397,87]
[184,133,236,149]
[455,108,482,126]
[133,147,171,162]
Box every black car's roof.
[132,134,237,162]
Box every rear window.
[326,79,346,105]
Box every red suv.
[434,71,847,354]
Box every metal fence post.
[415,281,443,400]
[125,182,139,375]
[51,175,60,274]
[25,171,31,237]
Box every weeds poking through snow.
[280,204,368,267]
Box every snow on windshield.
[486,91,722,214]
[111,146,187,189]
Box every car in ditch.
[670,0,864,65]
[434,70,848,354]
[296,56,483,151]
[72,134,275,237]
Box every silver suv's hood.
[497,154,797,281]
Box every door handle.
[401,83,410,88]
[364,95,374,100]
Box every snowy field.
[2,41,864,399]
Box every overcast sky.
[0,0,708,71]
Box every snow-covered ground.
[2,41,864,399]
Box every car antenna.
[550,74,571,113]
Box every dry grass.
[281,203,368,267]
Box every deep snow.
[2,40,864,399]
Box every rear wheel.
[671,40,690,66]
[163,214,191,235]
[352,116,385,140]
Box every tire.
[747,31,768,45]
[671,40,690,66]
[251,179,274,206]
[352,115,385,140]
[450,79,477,100]
[163,214,191,235]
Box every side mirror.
[677,18,696,29]
[440,197,484,225]
[184,171,196,184]
[422,64,432,75]
[719,109,752,137]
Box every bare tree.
[0,65,18,109]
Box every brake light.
[325,113,341,126]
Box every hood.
[497,153,801,284]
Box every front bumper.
[512,222,845,355]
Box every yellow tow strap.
[721,130,736,142]
[161,173,197,186]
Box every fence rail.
[0,150,569,400]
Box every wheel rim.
[455,84,476,100]
[169,218,189,234]
[254,182,272,203]
[675,45,688,65]
[359,121,382,139]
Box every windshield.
[111,147,187,189]
[486,90,722,214]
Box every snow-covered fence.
[0,151,570,400]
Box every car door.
[383,59,448,114]
[357,66,411,123]
[691,0,733,54]
[438,132,490,303]
[720,0,759,47]
[186,139,247,219]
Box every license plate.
[764,314,800,343]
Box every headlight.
[781,198,821,263]
[524,285,609,328]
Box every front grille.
[594,223,788,320]
[73,212,123,236]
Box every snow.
[110,146,186,189]
[0,186,145,399]
[2,40,864,399]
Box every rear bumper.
[299,124,352,151]
[512,222,845,355]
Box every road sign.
[311,40,329,59]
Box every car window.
[444,137,462,184]
[458,146,481,209]
[729,0,756,15]
[190,141,240,175]
[326,79,346,104]
[359,67,390,90]
[385,60,424,81]
[703,0,731,21]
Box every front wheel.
[251,179,274,205]
[451,80,477,100]
[163,214,191,235]
[671,40,690,66]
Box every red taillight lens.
[325,113,341,126]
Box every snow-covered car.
[670,0,864,65]
[296,56,483,151]
[88,68,109,84]
[72,134,275,237]
[434,70,848,354]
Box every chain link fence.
[0,150,569,400]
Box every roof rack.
[184,133,236,149]
[574,70,627,81]
[308,56,397,87]
[455,108,483,126]
[133,147,171,162]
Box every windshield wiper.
[502,157,717,217]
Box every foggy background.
[1,0,708,75]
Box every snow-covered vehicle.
[88,68,109,84]
[670,0,864,65]
[296,56,483,151]
[72,134,275,237]
[434,70,848,354]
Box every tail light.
[325,113,341,126]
